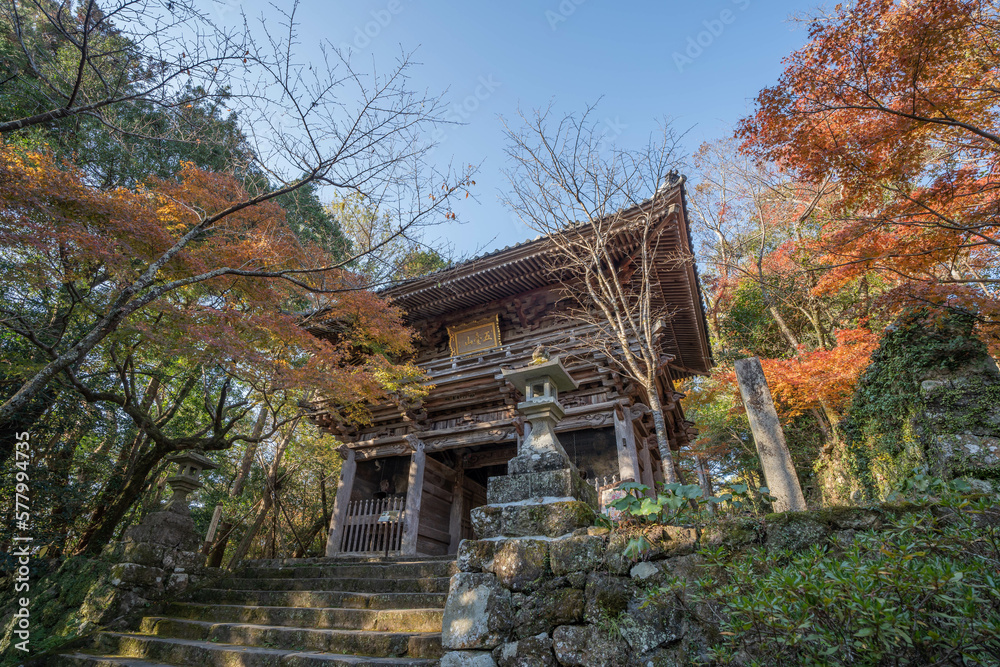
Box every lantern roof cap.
[501,356,578,395]
[166,449,219,471]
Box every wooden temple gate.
[315,181,713,557]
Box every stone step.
[138,617,441,659]
[190,588,448,610]
[55,655,177,667]
[166,603,444,632]
[79,634,438,666]
[235,561,458,580]
[243,555,456,567]
[216,576,451,594]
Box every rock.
[660,554,703,582]
[936,434,1000,466]
[513,588,585,638]
[441,650,499,666]
[549,535,604,575]
[765,514,829,552]
[442,573,515,650]
[121,503,201,552]
[165,572,189,595]
[658,526,698,557]
[604,532,634,576]
[551,625,589,666]
[108,563,164,591]
[551,625,630,667]
[459,539,498,573]
[472,502,596,540]
[584,572,635,623]
[629,561,660,582]
[493,633,557,667]
[493,539,549,592]
[620,596,679,654]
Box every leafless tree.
[501,105,689,484]
[0,2,474,436]
[0,0,246,135]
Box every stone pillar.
[325,445,357,556]
[734,356,807,512]
[613,407,640,483]
[401,437,426,555]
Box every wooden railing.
[338,496,405,555]
[591,474,624,516]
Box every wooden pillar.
[401,437,426,555]
[734,357,807,513]
[201,505,223,555]
[648,436,665,486]
[613,407,640,483]
[325,445,357,556]
[448,454,466,555]
[638,440,656,491]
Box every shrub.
[685,495,1000,665]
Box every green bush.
[684,496,1000,665]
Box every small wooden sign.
[448,315,501,356]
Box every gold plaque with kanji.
[448,316,501,356]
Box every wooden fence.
[338,496,405,555]
[591,474,624,516]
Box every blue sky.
[229,0,819,258]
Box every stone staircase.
[56,556,456,667]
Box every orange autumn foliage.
[739,0,1000,352]
[0,143,419,422]
[711,329,879,422]
[758,328,880,419]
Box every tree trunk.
[695,454,715,513]
[73,444,171,555]
[231,407,267,497]
[204,406,269,563]
[647,388,679,484]
[292,510,332,558]
[227,417,299,566]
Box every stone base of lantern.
[486,467,597,507]
[122,500,202,553]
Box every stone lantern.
[164,450,218,510]
[121,449,218,556]
[501,354,579,476]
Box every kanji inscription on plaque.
[448,316,501,356]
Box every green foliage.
[716,281,788,362]
[688,496,1000,666]
[609,481,774,560]
[393,248,450,280]
[837,310,1000,500]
